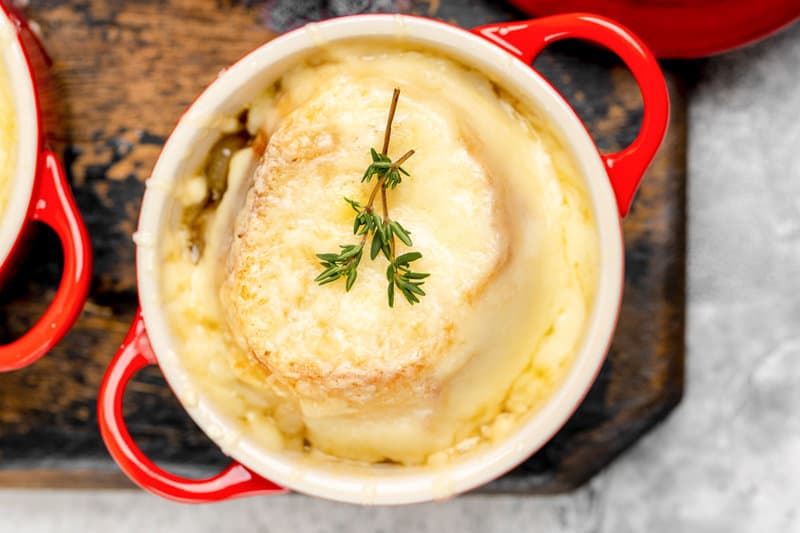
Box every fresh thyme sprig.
[314,88,429,306]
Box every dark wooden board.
[0,0,685,494]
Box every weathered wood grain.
[0,0,685,494]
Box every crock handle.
[0,151,92,371]
[98,309,286,503]
[472,13,669,216]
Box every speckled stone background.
[1,8,799,533]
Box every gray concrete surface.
[2,19,799,533]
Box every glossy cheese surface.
[0,58,15,222]
[161,41,599,465]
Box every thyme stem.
[314,89,428,306]
[381,88,400,155]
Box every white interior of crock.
[0,10,39,266]
[135,15,624,505]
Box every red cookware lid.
[507,0,800,58]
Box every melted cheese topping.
[161,41,599,465]
[0,58,15,221]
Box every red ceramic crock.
[507,0,800,58]
[0,3,92,371]
[99,13,669,504]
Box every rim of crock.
[135,14,624,505]
[0,9,39,266]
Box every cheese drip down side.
[161,42,599,466]
[0,58,16,222]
